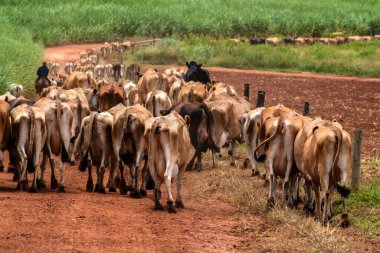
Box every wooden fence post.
[303,102,310,116]
[244,83,250,101]
[352,129,363,190]
[256,90,265,108]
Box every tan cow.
[205,100,240,166]
[80,51,88,59]
[168,79,185,104]
[301,125,352,226]
[100,43,111,58]
[9,83,24,98]
[208,82,238,97]
[295,37,305,46]
[34,97,75,192]
[98,84,125,112]
[63,71,94,89]
[64,61,75,75]
[113,104,152,197]
[0,100,11,172]
[104,64,113,79]
[178,81,208,103]
[304,37,318,45]
[145,90,172,117]
[145,110,191,213]
[266,37,281,46]
[164,67,186,78]
[10,104,46,192]
[137,68,163,104]
[72,112,118,193]
[254,113,306,208]
[94,64,105,79]
[119,41,133,53]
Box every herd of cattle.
[0,50,352,226]
[241,34,380,46]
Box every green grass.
[129,36,380,77]
[2,0,380,92]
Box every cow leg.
[175,166,185,209]
[108,159,117,193]
[154,184,164,211]
[29,160,39,193]
[131,163,142,198]
[312,183,322,221]
[186,152,197,171]
[320,169,330,225]
[127,163,135,193]
[139,159,148,197]
[341,195,349,228]
[86,163,94,192]
[37,152,47,189]
[266,157,276,209]
[195,151,203,171]
[96,165,106,194]
[49,156,58,189]
[229,140,236,166]
[165,166,177,214]
[304,177,314,214]
[57,158,66,193]
[118,162,128,195]
[0,150,4,172]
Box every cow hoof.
[230,161,236,167]
[51,178,59,189]
[119,182,128,195]
[13,173,19,182]
[69,161,75,166]
[228,149,233,156]
[139,189,147,197]
[57,186,65,193]
[167,202,177,214]
[267,198,275,210]
[7,166,15,173]
[20,181,28,192]
[98,187,106,194]
[175,201,185,209]
[16,182,21,190]
[115,177,120,188]
[251,170,260,177]
[130,191,142,198]
[86,181,94,192]
[108,187,117,193]
[0,165,4,172]
[94,184,100,192]
[243,158,250,169]
[29,187,38,193]
[154,203,164,211]
[126,185,134,192]
[37,180,46,189]
[341,214,350,228]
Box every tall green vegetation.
[1,0,380,92]
[129,37,380,77]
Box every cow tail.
[160,104,175,116]
[254,116,284,162]
[188,85,194,102]
[200,102,220,153]
[152,95,157,117]
[27,109,36,173]
[77,99,82,136]
[56,99,68,163]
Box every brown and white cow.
[101,43,111,58]
[240,107,265,176]
[33,97,75,192]
[145,90,172,117]
[178,81,208,103]
[145,110,191,213]
[301,124,352,226]
[98,84,125,112]
[64,61,75,75]
[63,71,94,89]
[94,64,105,79]
[10,104,46,192]
[73,112,118,193]
[113,104,152,197]
[266,37,281,46]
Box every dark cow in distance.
[161,102,219,171]
[249,38,266,45]
[184,61,211,85]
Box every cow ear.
[184,115,191,128]
[197,64,202,68]
[186,62,189,67]
[4,96,8,102]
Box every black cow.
[184,61,211,85]
[161,102,219,171]
[112,64,122,82]
[249,38,266,45]
[283,37,296,45]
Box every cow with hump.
[145,110,191,213]
[0,100,11,172]
[9,104,46,192]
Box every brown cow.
[63,71,94,89]
[168,79,185,104]
[301,124,352,226]
[73,112,118,193]
[0,100,10,172]
[178,81,208,103]
[113,104,152,197]
[99,84,125,112]
[254,113,306,208]
[137,68,163,104]
[10,104,46,192]
[145,110,191,213]
[33,97,75,192]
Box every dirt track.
[0,43,375,252]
